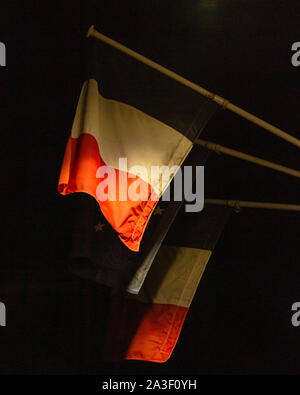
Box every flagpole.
[86,25,300,150]
[195,139,300,179]
[205,199,300,212]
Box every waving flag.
[66,145,211,293]
[58,39,217,251]
[103,205,230,362]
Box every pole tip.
[86,25,95,38]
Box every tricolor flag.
[103,204,230,362]
[58,38,217,252]
[65,145,212,293]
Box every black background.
[0,0,300,374]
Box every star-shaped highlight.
[154,206,164,216]
[94,222,105,232]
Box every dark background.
[0,0,299,374]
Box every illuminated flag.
[58,39,218,251]
[65,145,212,293]
[103,205,230,362]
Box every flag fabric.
[103,204,230,363]
[125,145,210,295]
[58,38,218,252]
[66,145,211,293]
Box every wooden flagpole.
[205,199,300,212]
[86,25,300,149]
[195,139,300,179]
